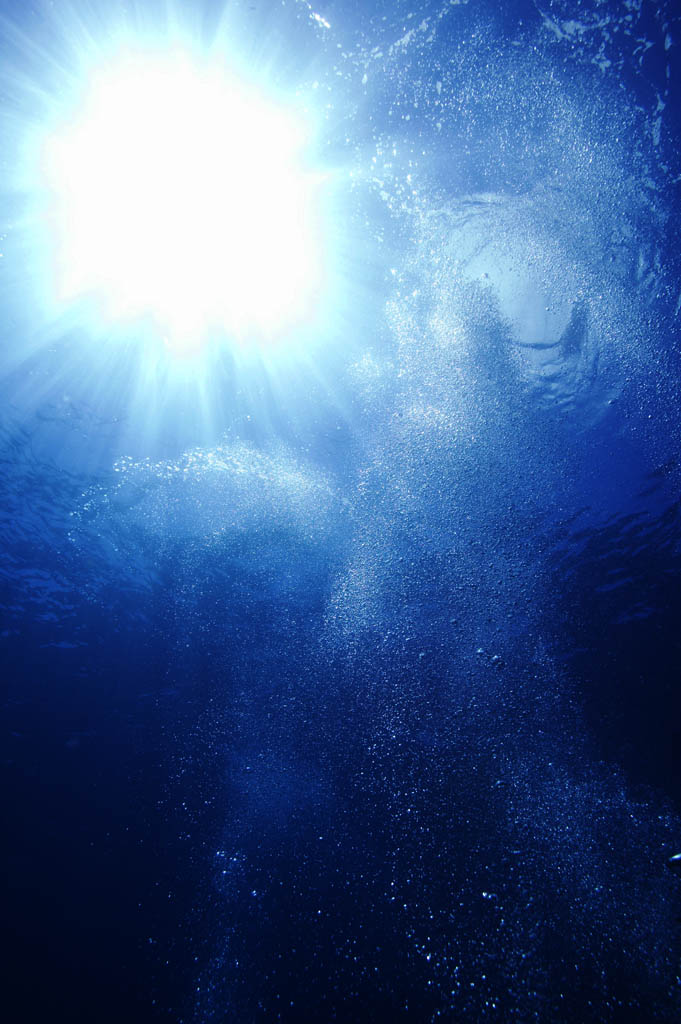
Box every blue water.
[2,1,681,1021]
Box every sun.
[41,51,325,353]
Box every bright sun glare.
[42,52,324,353]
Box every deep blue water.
[2,1,681,1021]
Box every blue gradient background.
[2,1,681,1021]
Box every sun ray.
[40,49,325,354]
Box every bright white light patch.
[42,53,323,351]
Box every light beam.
[41,51,324,353]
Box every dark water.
[2,1,681,1021]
